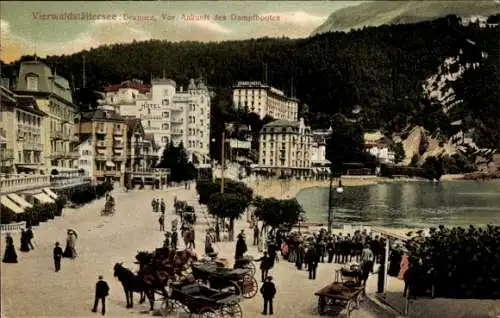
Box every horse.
[113,262,164,311]
[181,226,195,249]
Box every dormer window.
[26,74,39,91]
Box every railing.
[171,118,183,124]
[51,151,65,159]
[51,131,63,139]
[67,151,80,159]
[50,176,92,188]
[96,140,108,148]
[95,154,108,161]
[171,129,183,135]
[96,127,106,134]
[112,155,124,161]
[0,174,51,194]
[0,149,14,160]
[0,221,27,232]
[113,142,124,148]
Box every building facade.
[233,81,298,121]
[364,131,395,164]
[76,104,128,185]
[75,138,94,177]
[258,118,312,177]
[106,78,211,163]
[14,61,79,173]
[0,86,46,174]
[310,128,332,166]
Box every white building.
[233,81,298,121]
[105,78,211,163]
[310,128,332,166]
[257,118,312,177]
[364,131,395,164]
[74,137,94,177]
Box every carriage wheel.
[223,280,241,296]
[241,275,258,299]
[221,302,242,318]
[197,307,217,318]
[244,262,256,276]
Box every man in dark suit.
[92,275,110,315]
[260,276,276,315]
[305,246,318,280]
[53,242,63,272]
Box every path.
[1,187,391,318]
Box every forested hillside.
[1,15,498,152]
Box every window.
[162,123,169,130]
[26,75,38,91]
[162,99,169,106]
[162,112,169,118]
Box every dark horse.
[113,262,166,311]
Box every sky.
[0,1,363,63]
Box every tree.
[254,197,304,232]
[207,193,247,241]
[392,142,406,164]
[158,141,195,183]
[421,156,445,181]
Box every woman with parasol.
[63,229,78,258]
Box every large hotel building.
[232,81,298,121]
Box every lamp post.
[327,167,344,235]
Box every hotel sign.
[237,81,264,87]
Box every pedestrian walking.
[159,214,165,231]
[360,243,375,292]
[256,251,272,282]
[305,246,318,280]
[260,276,276,315]
[253,224,259,246]
[92,275,109,315]
[53,242,63,272]
[2,233,18,263]
[160,198,166,214]
[26,226,35,250]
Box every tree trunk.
[229,217,235,241]
[215,216,221,242]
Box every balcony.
[23,142,43,151]
[113,141,124,148]
[67,151,80,159]
[113,129,123,136]
[0,149,15,161]
[63,132,71,141]
[112,155,124,161]
[171,129,183,136]
[0,174,51,195]
[51,131,63,140]
[171,117,183,124]
[51,151,65,159]
[95,154,108,161]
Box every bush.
[0,208,17,224]
[406,225,500,299]
[55,195,67,216]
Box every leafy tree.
[409,154,419,167]
[158,141,195,182]
[421,156,445,180]
[392,142,406,164]
[207,193,248,241]
[254,197,304,232]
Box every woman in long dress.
[63,229,78,258]
[2,233,18,263]
[20,229,30,252]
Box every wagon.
[161,282,242,318]
[233,255,256,277]
[192,263,259,299]
[314,282,364,317]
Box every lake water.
[296,180,500,228]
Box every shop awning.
[43,188,58,200]
[0,195,24,214]
[7,193,32,209]
[34,192,55,204]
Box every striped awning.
[34,192,55,204]
[325,167,331,174]
[7,193,32,209]
[0,195,24,213]
[43,188,58,200]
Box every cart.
[233,255,256,277]
[315,282,364,317]
[161,282,242,318]
[192,263,259,299]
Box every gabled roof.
[124,116,144,137]
[80,108,124,122]
[104,79,151,93]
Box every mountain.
[312,1,500,35]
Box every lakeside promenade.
[1,187,390,318]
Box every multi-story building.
[310,128,332,166]
[76,104,128,185]
[364,131,395,164]
[74,137,94,177]
[0,86,46,174]
[258,118,312,177]
[106,77,211,163]
[232,81,298,121]
[125,116,156,171]
[13,61,79,173]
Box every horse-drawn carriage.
[175,200,197,225]
[191,263,259,299]
[101,197,115,216]
[161,282,242,318]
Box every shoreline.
[250,174,467,200]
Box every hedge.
[70,181,113,205]
[405,225,500,299]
